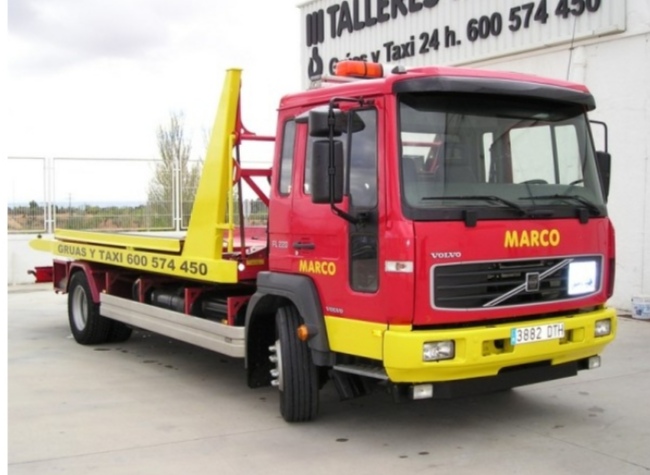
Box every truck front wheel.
[272,306,319,422]
[68,272,112,345]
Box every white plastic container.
[631,296,650,320]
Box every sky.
[7,0,303,160]
[5,0,305,204]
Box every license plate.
[510,322,565,346]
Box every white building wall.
[584,33,650,311]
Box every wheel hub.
[269,340,283,391]
[72,286,88,331]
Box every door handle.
[293,241,315,250]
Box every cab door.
[267,117,296,272]
[289,120,347,298]
[290,104,387,325]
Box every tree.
[147,112,202,229]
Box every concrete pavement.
[8,286,650,474]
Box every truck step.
[333,364,388,381]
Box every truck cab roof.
[279,65,595,111]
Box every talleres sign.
[300,0,625,82]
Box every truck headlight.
[568,260,598,296]
[423,341,455,361]
[594,319,612,337]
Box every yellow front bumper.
[383,307,616,383]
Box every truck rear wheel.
[68,272,112,345]
[107,321,133,343]
[272,306,319,422]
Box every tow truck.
[31,61,616,422]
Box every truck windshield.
[398,92,606,221]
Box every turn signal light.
[335,60,384,79]
[297,324,319,342]
[297,325,310,342]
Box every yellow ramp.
[30,68,245,284]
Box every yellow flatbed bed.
[52,229,185,253]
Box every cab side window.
[348,110,378,208]
[349,109,378,293]
[278,120,296,195]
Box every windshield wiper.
[422,195,529,215]
[519,194,602,216]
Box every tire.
[107,321,133,343]
[68,272,112,345]
[273,306,319,422]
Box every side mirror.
[308,108,366,137]
[309,109,344,137]
[311,139,343,204]
[595,151,611,202]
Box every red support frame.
[226,296,250,326]
[184,288,206,316]
[240,168,272,206]
[232,97,275,207]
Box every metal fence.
[7,156,269,234]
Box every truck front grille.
[432,256,601,309]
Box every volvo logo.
[431,251,462,259]
[525,272,541,292]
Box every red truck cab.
[259,62,615,410]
